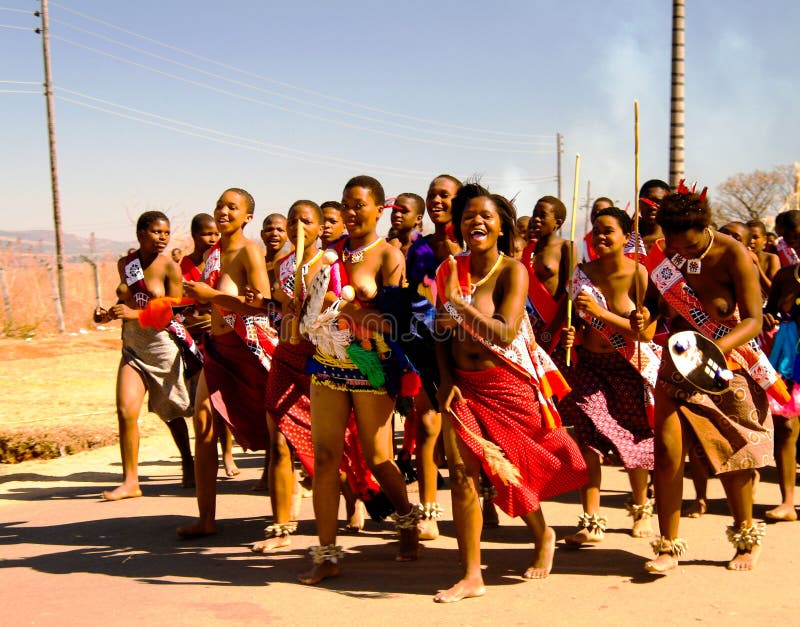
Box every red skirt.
[203,332,269,451]
[451,365,587,517]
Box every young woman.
[300,175,421,585]
[560,207,657,545]
[96,211,195,500]
[433,183,586,602]
[642,182,786,573]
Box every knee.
[270,433,292,463]
[419,410,441,439]
[313,444,342,473]
[448,463,476,498]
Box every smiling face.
[426,177,459,226]
[261,215,288,252]
[461,197,502,253]
[341,186,381,240]
[287,204,321,251]
[529,201,560,238]
[137,218,170,254]
[591,214,628,256]
[215,190,253,236]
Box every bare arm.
[717,241,762,355]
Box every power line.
[50,17,550,149]
[0,80,41,84]
[53,34,554,155]
[0,7,32,14]
[0,23,33,30]
[50,1,552,140]
[0,89,39,93]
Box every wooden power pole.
[38,0,66,319]
[669,0,686,188]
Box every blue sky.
[2,1,798,245]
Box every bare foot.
[181,463,195,489]
[683,498,707,518]
[727,544,762,571]
[563,527,603,547]
[396,527,420,562]
[223,456,240,478]
[644,553,678,574]
[251,477,269,492]
[298,561,340,585]
[418,518,439,541]
[632,515,654,538]
[765,504,797,522]
[251,535,291,553]
[299,473,313,498]
[344,500,365,533]
[177,520,217,539]
[482,500,499,528]
[523,527,556,579]
[433,576,486,603]
[101,484,143,501]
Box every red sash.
[775,237,800,267]
[201,242,277,371]
[179,256,201,282]
[645,240,789,403]
[582,232,598,262]
[623,232,647,260]
[521,243,565,350]
[572,266,661,424]
[435,253,569,429]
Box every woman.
[561,207,657,545]
[300,175,421,585]
[96,211,195,500]
[642,182,786,573]
[433,183,587,602]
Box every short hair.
[190,212,215,236]
[451,182,518,256]
[592,196,614,210]
[429,174,463,191]
[594,207,632,234]
[320,200,342,213]
[396,192,425,216]
[746,219,767,235]
[223,187,255,214]
[656,190,712,233]
[535,195,567,222]
[262,213,286,229]
[288,199,323,222]
[344,175,385,206]
[136,210,169,232]
[640,179,670,198]
[783,210,800,231]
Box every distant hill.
[0,230,131,258]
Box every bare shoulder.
[500,255,527,283]
[381,239,405,265]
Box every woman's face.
[591,215,628,256]
[426,178,459,226]
[137,218,170,254]
[287,204,321,250]
[461,197,502,254]
[664,227,710,259]
[341,186,381,240]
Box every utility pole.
[37,0,66,320]
[669,0,686,188]
[556,132,564,199]
[583,179,592,234]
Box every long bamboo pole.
[565,153,581,367]
[633,100,642,371]
[290,218,305,345]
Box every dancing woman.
[433,183,587,602]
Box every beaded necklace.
[342,237,383,264]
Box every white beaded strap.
[650,536,688,557]
[392,503,424,529]
[726,522,766,551]
[577,512,608,533]
[625,500,654,521]
[308,544,345,565]
[421,502,443,521]
[264,521,298,539]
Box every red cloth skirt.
[451,365,587,517]
[203,331,269,451]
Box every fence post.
[38,257,65,333]
[0,263,12,330]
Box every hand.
[183,280,216,303]
[562,325,576,349]
[574,292,601,318]
[629,307,649,334]
[764,311,779,331]
[437,383,464,414]
[244,285,264,307]
[109,303,137,320]
[444,255,465,306]
[93,307,111,323]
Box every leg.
[766,415,798,521]
[217,417,240,477]
[433,412,485,603]
[298,384,350,585]
[720,468,765,570]
[564,447,604,546]
[103,361,146,501]
[683,445,708,518]
[166,417,195,488]
[644,390,688,573]
[628,467,654,538]
[251,452,269,491]
[521,508,556,579]
[341,473,364,532]
[416,388,443,540]
[177,372,219,538]
[252,413,296,553]
[351,391,420,562]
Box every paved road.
[1,434,798,625]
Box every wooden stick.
[633,100,642,372]
[565,153,581,367]
[290,219,305,345]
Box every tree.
[713,164,797,224]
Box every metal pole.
[556,132,563,199]
[584,179,592,234]
[39,0,66,319]
[669,0,686,187]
